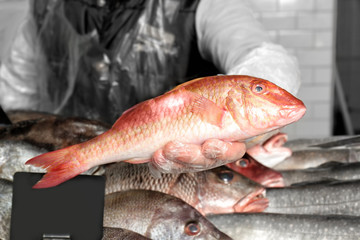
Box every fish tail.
[25,145,88,189]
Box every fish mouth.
[233,188,268,213]
[278,107,306,124]
[261,177,285,188]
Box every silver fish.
[273,148,360,170]
[280,162,360,186]
[103,190,232,240]
[0,140,47,181]
[264,180,360,216]
[0,179,12,240]
[208,213,360,240]
[283,136,353,151]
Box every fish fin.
[225,88,248,130]
[186,90,225,127]
[25,145,88,188]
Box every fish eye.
[236,158,249,168]
[252,84,266,93]
[217,170,234,184]
[184,221,201,236]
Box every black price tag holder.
[10,172,105,240]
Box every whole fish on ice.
[226,153,284,187]
[26,75,306,188]
[104,162,268,215]
[208,213,360,240]
[103,189,232,240]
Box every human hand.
[148,139,246,177]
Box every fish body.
[26,75,306,188]
[264,180,360,216]
[104,162,268,215]
[283,136,353,151]
[103,189,232,240]
[0,179,12,240]
[102,227,150,240]
[208,213,360,240]
[0,115,110,151]
[273,148,359,170]
[226,154,284,187]
[280,162,360,186]
[0,140,47,181]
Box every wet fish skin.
[0,140,47,181]
[0,179,12,240]
[0,115,110,151]
[103,190,232,240]
[104,162,268,215]
[26,75,306,188]
[226,153,284,188]
[0,140,102,182]
[264,180,360,216]
[208,213,360,240]
[280,161,360,186]
[273,148,359,170]
[283,136,352,151]
[102,227,150,240]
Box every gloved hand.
[149,139,246,176]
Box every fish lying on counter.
[208,212,360,240]
[264,179,360,216]
[246,132,292,168]
[0,179,12,240]
[280,161,360,186]
[26,75,306,188]
[273,148,360,170]
[283,135,359,151]
[104,162,268,215]
[103,189,232,240]
[0,140,102,182]
[226,153,284,188]
[0,115,110,151]
[102,227,151,240]
[0,140,47,181]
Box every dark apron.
[31,0,218,123]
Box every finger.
[202,139,246,162]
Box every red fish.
[247,132,292,168]
[226,153,285,188]
[26,75,306,188]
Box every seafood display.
[5,75,360,239]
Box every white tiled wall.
[250,0,336,139]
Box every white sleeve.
[0,18,44,110]
[195,0,301,95]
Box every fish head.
[228,77,306,136]
[197,166,268,215]
[226,154,285,188]
[147,197,232,240]
[246,132,293,168]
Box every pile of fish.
[1,75,360,239]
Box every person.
[0,0,300,171]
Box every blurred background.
[0,0,355,140]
